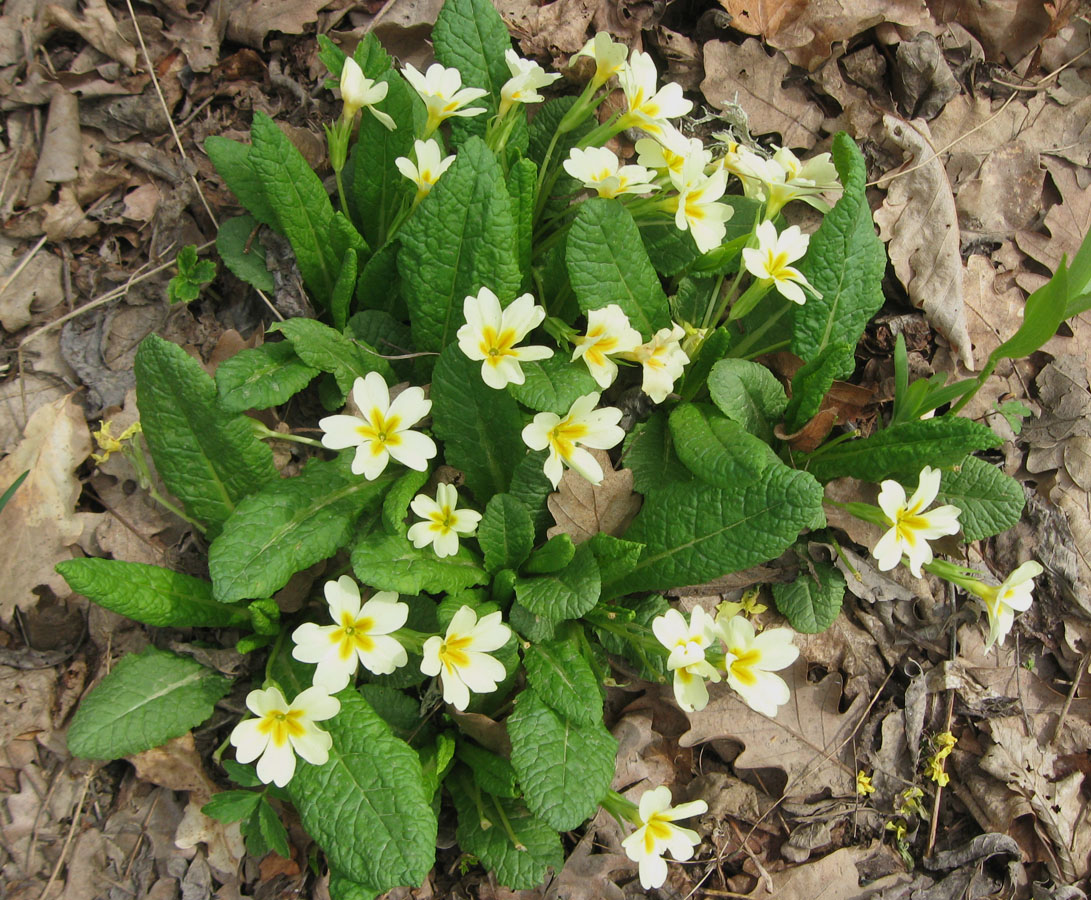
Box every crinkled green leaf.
[708,357,788,443]
[457,743,519,798]
[68,647,229,760]
[523,636,601,725]
[514,542,599,622]
[56,559,246,629]
[399,138,520,352]
[507,354,597,414]
[772,561,846,633]
[288,692,436,891]
[621,411,693,493]
[669,403,781,487]
[792,133,885,374]
[452,786,563,890]
[346,310,416,381]
[357,684,424,741]
[508,157,536,280]
[202,790,261,824]
[938,455,1025,542]
[802,418,1002,483]
[215,342,318,413]
[330,247,358,332]
[784,342,855,432]
[270,317,394,397]
[643,224,702,278]
[607,466,824,596]
[329,872,379,900]
[508,451,553,540]
[355,241,404,316]
[509,600,556,642]
[478,493,535,573]
[209,458,392,603]
[135,334,277,535]
[566,198,671,337]
[216,215,274,292]
[431,344,524,500]
[586,533,644,596]
[248,112,338,306]
[351,532,488,594]
[507,689,616,831]
[204,136,278,229]
[432,0,511,109]
[381,468,431,537]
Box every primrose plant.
[56,0,1091,894]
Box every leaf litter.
[2,0,1091,897]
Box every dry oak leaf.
[546,448,641,544]
[44,0,139,71]
[928,0,1054,63]
[497,0,599,59]
[226,0,336,49]
[701,39,823,150]
[0,237,64,333]
[679,662,865,800]
[0,394,98,623]
[1016,157,1091,280]
[721,0,929,72]
[874,114,974,368]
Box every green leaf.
[208,458,392,603]
[350,68,420,246]
[792,133,886,373]
[514,542,600,622]
[249,112,338,306]
[215,342,318,413]
[507,689,617,831]
[381,468,431,536]
[802,418,1002,483]
[566,199,671,337]
[523,534,575,574]
[355,241,405,316]
[0,469,28,514]
[643,224,702,278]
[430,344,525,500]
[937,455,1025,542]
[992,262,1068,361]
[346,310,416,381]
[523,636,602,725]
[168,245,216,304]
[478,493,535,573]
[330,247,358,332]
[586,533,644,594]
[357,684,424,740]
[135,334,277,534]
[507,354,597,414]
[288,691,436,891]
[399,138,520,352]
[202,790,261,824]
[452,787,563,890]
[679,325,731,402]
[668,403,781,487]
[772,562,845,633]
[590,593,669,678]
[240,794,291,858]
[351,532,488,594]
[432,0,512,106]
[216,215,274,292]
[223,759,263,787]
[607,466,824,596]
[68,647,230,760]
[329,872,380,900]
[508,158,536,280]
[508,451,554,540]
[708,358,788,443]
[353,32,394,77]
[784,342,855,432]
[270,317,395,397]
[55,559,246,628]
[204,136,278,229]
[621,411,693,493]
[456,743,519,798]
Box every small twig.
[39,767,95,900]
[926,618,958,858]
[0,235,48,302]
[1051,647,1091,747]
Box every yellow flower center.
[257,708,306,747]
[480,325,518,364]
[580,327,619,367]
[357,408,402,454]
[331,611,376,660]
[727,647,762,686]
[763,250,793,280]
[427,505,456,535]
[642,814,673,854]
[549,418,590,462]
[438,633,473,673]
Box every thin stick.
[0,235,48,301]
[38,767,94,900]
[926,621,958,858]
[1051,648,1091,747]
[123,0,219,231]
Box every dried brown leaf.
[1016,158,1091,277]
[701,39,823,150]
[498,0,598,59]
[546,449,640,544]
[27,90,81,207]
[225,0,335,49]
[875,114,974,368]
[0,237,64,333]
[45,0,139,71]
[927,0,1053,63]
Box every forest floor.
[2,1,1091,898]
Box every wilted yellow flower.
[856,771,875,796]
[91,419,142,464]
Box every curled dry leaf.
[225,0,337,49]
[26,89,81,207]
[874,114,974,369]
[0,237,64,333]
[44,0,139,70]
[546,448,641,544]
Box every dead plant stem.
[1051,647,1091,746]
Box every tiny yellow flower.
[898,786,925,817]
[715,587,767,622]
[91,419,142,464]
[856,770,876,796]
[924,756,949,787]
[886,819,908,842]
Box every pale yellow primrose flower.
[974,561,1042,649]
[622,324,689,404]
[407,483,482,558]
[499,50,560,117]
[229,686,339,787]
[339,57,395,130]
[521,392,625,488]
[765,146,841,215]
[562,147,658,199]
[421,605,510,711]
[395,138,456,200]
[571,304,643,389]
[402,62,489,137]
[669,155,733,254]
[574,32,629,90]
[741,220,819,305]
[635,125,709,178]
[621,786,707,890]
[291,576,409,692]
[456,287,553,389]
[617,50,692,136]
[872,466,961,577]
[718,614,799,717]
[319,372,437,480]
[653,606,722,712]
